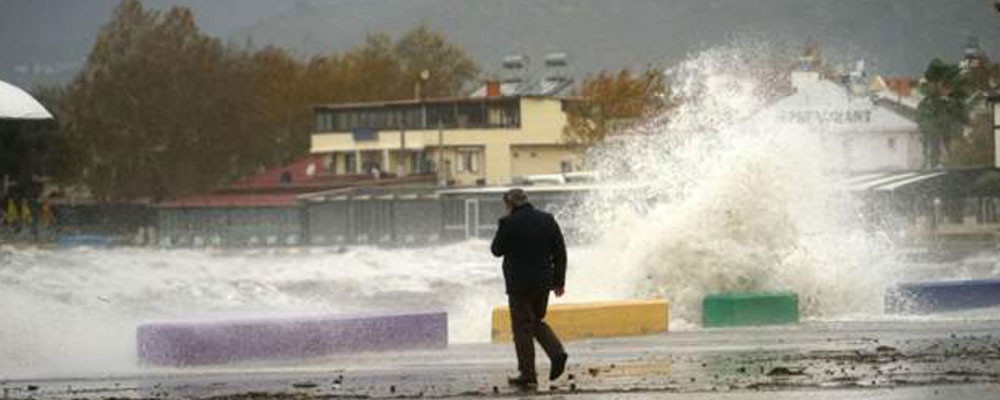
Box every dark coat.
[490,203,567,294]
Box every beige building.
[310,92,584,186]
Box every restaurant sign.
[777,109,872,125]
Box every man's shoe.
[507,374,537,388]
[550,353,568,381]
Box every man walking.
[490,189,568,388]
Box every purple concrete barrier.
[137,311,447,366]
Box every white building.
[744,71,922,172]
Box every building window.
[458,103,487,127]
[457,149,480,173]
[325,154,336,173]
[428,104,457,128]
[403,106,423,128]
[561,161,573,173]
[887,137,896,150]
[361,152,383,175]
[315,110,334,132]
[344,153,357,175]
[333,111,345,131]
[487,102,519,127]
[410,152,431,174]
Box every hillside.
[3,0,997,89]
[231,0,1000,78]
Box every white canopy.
[0,79,53,120]
[841,171,946,192]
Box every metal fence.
[157,206,304,247]
[439,191,581,242]
[305,196,442,246]
[154,189,587,247]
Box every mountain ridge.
[2,0,997,88]
[230,0,999,79]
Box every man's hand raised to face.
[554,287,565,297]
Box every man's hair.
[502,188,528,207]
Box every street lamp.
[400,70,431,177]
[415,69,430,100]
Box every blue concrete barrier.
[885,279,1000,314]
[57,234,115,248]
[137,311,448,366]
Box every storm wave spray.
[565,40,900,327]
[0,243,505,378]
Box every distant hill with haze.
[232,0,1000,79]
[3,0,998,88]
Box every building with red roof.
[158,155,435,209]
[154,153,434,246]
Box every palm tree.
[916,59,969,168]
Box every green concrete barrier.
[702,291,799,328]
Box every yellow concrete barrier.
[491,299,669,343]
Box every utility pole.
[437,119,445,186]
[409,69,430,179]
[399,109,407,177]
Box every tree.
[564,68,670,145]
[337,34,409,102]
[325,26,480,103]
[917,59,969,168]
[54,0,480,201]
[244,46,314,168]
[393,25,480,98]
[948,112,994,167]
[60,0,236,200]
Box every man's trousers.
[508,290,566,377]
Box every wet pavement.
[3,319,999,399]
